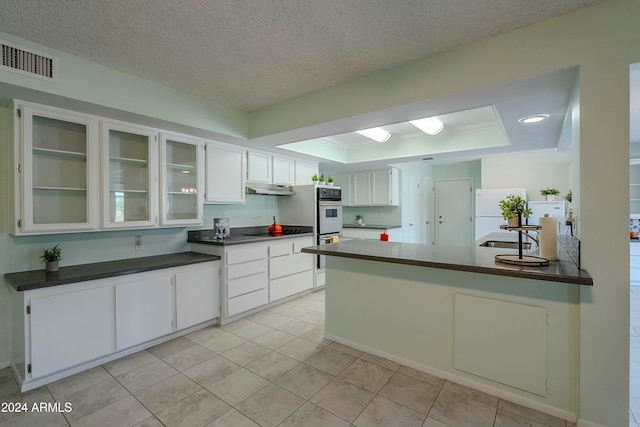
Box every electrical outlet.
[135,235,142,251]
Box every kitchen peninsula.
[302,240,591,421]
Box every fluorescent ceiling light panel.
[356,127,391,143]
[410,117,444,135]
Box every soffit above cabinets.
[276,66,578,171]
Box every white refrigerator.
[475,188,527,240]
[527,201,566,226]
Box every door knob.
[425,221,430,224]
[438,220,444,223]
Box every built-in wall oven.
[317,187,342,268]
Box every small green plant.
[311,174,318,182]
[327,176,334,183]
[564,190,572,203]
[41,244,62,263]
[499,195,532,220]
[540,188,560,196]
[355,213,364,221]
[318,175,325,182]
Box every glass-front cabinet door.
[19,104,99,233]
[102,121,158,229]
[159,132,203,226]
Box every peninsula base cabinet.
[9,261,220,391]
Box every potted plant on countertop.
[564,190,572,203]
[318,175,325,185]
[311,174,319,184]
[41,243,62,272]
[540,188,560,201]
[354,213,364,226]
[327,176,334,186]
[499,195,532,227]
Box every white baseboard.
[0,361,10,370]
[19,319,219,392]
[325,333,578,424]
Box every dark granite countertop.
[188,226,315,246]
[302,238,593,286]
[5,252,220,292]
[343,224,402,230]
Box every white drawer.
[228,271,267,298]
[227,287,268,317]
[270,252,313,279]
[228,259,267,280]
[293,237,314,253]
[269,242,292,257]
[227,244,267,265]
[270,270,314,302]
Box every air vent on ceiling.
[1,40,57,82]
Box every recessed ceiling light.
[518,114,549,124]
[410,117,444,135]
[355,127,391,143]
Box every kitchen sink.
[479,240,531,249]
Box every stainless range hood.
[245,184,296,196]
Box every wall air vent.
[1,40,57,82]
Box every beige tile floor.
[0,289,577,427]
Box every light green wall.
[433,161,481,187]
[202,196,279,229]
[481,151,572,201]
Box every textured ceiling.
[0,0,601,111]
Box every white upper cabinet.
[353,171,372,205]
[272,155,294,185]
[247,150,272,184]
[341,168,399,206]
[13,102,99,234]
[332,174,353,206]
[294,159,319,185]
[372,168,399,206]
[159,132,204,226]
[205,141,246,204]
[101,121,159,229]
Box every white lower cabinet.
[116,274,173,350]
[176,263,220,329]
[225,243,269,317]
[191,236,315,321]
[269,236,314,302]
[343,227,402,242]
[11,260,219,391]
[30,285,115,379]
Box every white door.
[116,274,173,350]
[423,178,435,245]
[406,174,420,243]
[436,179,473,246]
[30,286,116,378]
